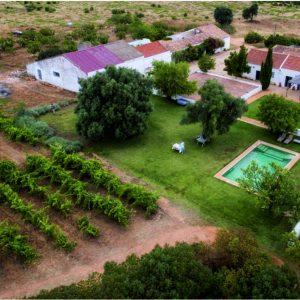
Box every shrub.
[198,54,215,72]
[214,6,233,25]
[245,31,264,44]
[84,7,89,13]
[27,40,41,54]
[45,136,82,153]
[38,47,64,60]
[97,33,108,44]
[0,37,14,53]
[14,115,55,139]
[111,9,125,14]
[264,33,300,47]
[217,23,236,35]
[257,94,300,133]
[77,216,100,238]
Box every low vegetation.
[244,31,264,44]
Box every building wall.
[243,64,300,87]
[26,56,86,92]
[117,56,145,74]
[143,51,172,73]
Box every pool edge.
[214,140,300,187]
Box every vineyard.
[0,147,159,264]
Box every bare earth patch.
[0,135,218,299]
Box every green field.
[40,96,300,251]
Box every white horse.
[172,142,185,154]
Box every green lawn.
[40,96,300,252]
[244,95,300,128]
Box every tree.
[198,54,215,73]
[260,47,273,90]
[181,80,247,141]
[150,61,197,99]
[238,161,300,218]
[214,6,233,25]
[243,3,259,22]
[224,45,251,77]
[75,65,153,141]
[257,94,300,133]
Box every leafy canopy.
[257,94,300,133]
[238,161,300,218]
[181,79,247,141]
[75,65,153,141]
[198,54,216,73]
[224,45,251,77]
[150,61,197,99]
[214,6,233,25]
[243,3,259,21]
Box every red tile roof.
[136,41,168,58]
[273,45,300,57]
[282,55,300,72]
[196,24,229,39]
[247,49,287,69]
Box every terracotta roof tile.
[247,49,287,69]
[273,45,300,57]
[136,41,168,58]
[282,55,300,72]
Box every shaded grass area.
[40,96,300,251]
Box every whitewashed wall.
[143,51,172,73]
[279,68,300,88]
[26,56,86,92]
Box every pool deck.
[215,140,300,187]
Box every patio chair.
[196,134,207,147]
[277,133,287,142]
[283,134,294,144]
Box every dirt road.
[0,135,218,299]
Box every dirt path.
[0,135,218,299]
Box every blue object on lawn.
[176,98,189,106]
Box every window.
[37,69,42,80]
[53,71,60,78]
[271,72,275,78]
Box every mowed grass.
[244,95,300,127]
[40,96,300,251]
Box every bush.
[14,115,55,139]
[257,94,300,133]
[45,136,82,153]
[0,37,14,53]
[111,9,125,14]
[38,47,64,60]
[214,6,233,25]
[198,54,215,72]
[217,23,236,35]
[245,31,264,44]
[27,40,41,54]
[264,33,300,47]
[77,216,100,238]
[97,33,108,44]
[84,7,89,13]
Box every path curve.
[0,225,218,299]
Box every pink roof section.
[247,48,300,71]
[63,45,123,74]
[161,24,229,52]
[247,49,287,69]
[136,41,168,58]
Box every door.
[285,76,292,87]
[255,70,260,80]
[37,69,42,80]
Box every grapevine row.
[0,183,76,251]
[25,155,130,226]
[52,148,158,216]
[0,220,38,263]
[0,117,38,145]
[0,160,72,216]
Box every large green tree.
[257,94,300,133]
[181,79,247,141]
[242,3,259,22]
[151,61,197,99]
[260,47,273,90]
[75,65,153,141]
[224,45,251,77]
[238,161,300,218]
[214,6,233,25]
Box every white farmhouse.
[26,41,144,92]
[244,48,300,89]
[136,41,171,73]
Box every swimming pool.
[215,141,299,186]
